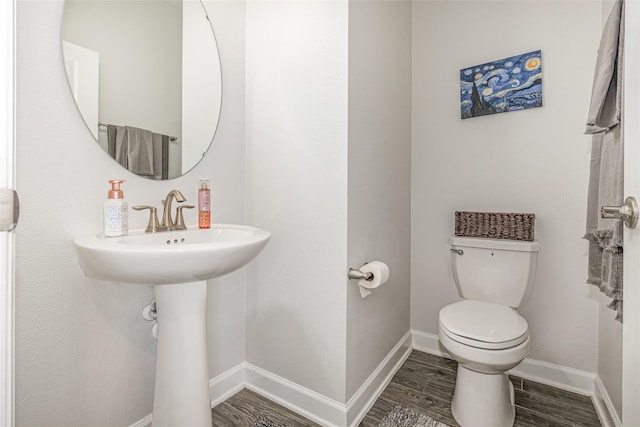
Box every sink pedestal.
[152,281,212,426]
[73,225,271,425]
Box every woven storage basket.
[454,211,535,241]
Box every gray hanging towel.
[161,134,169,180]
[584,0,624,322]
[149,132,169,180]
[124,126,156,177]
[107,124,126,164]
[107,124,169,178]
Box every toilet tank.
[449,236,540,308]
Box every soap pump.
[104,179,128,237]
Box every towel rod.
[98,122,178,142]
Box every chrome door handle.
[601,196,639,229]
[450,248,464,255]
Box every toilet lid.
[439,300,529,348]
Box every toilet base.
[451,365,515,427]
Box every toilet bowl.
[439,300,531,427]
[440,236,540,427]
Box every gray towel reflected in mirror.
[107,124,169,180]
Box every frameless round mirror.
[61,0,222,180]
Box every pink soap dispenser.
[104,179,128,237]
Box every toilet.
[438,236,540,427]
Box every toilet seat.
[439,300,529,350]
[440,322,529,350]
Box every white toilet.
[438,236,540,427]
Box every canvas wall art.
[460,50,543,119]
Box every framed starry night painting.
[460,50,543,119]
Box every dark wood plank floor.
[361,351,601,427]
[212,388,320,426]
[211,350,602,426]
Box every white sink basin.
[73,224,271,285]
[73,223,270,426]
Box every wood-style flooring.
[211,350,602,426]
[211,387,319,426]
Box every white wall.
[346,0,412,401]
[15,1,245,424]
[411,0,602,372]
[245,0,350,403]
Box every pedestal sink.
[73,224,270,426]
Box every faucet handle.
[132,205,160,233]
[174,205,195,230]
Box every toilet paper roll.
[358,261,390,298]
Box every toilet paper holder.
[348,266,374,281]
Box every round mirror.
[61,0,222,180]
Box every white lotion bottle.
[104,179,128,237]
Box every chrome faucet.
[158,189,186,232]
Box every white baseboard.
[414,329,623,427]
[245,362,345,427]
[129,331,412,427]
[245,331,412,427]
[412,329,595,396]
[345,331,412,427]
[129,363,246,427]
[131,329,616,427]
[593,375,622,427]
[129,413,152,427]
[209,363,246,408]
[510,357,595,396]
[411,328,450,358]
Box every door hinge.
[0,188,19,232]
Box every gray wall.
[244,0,350,402]
[346,0,412,402]
[244,0,413,407]
[411,0,601,372]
